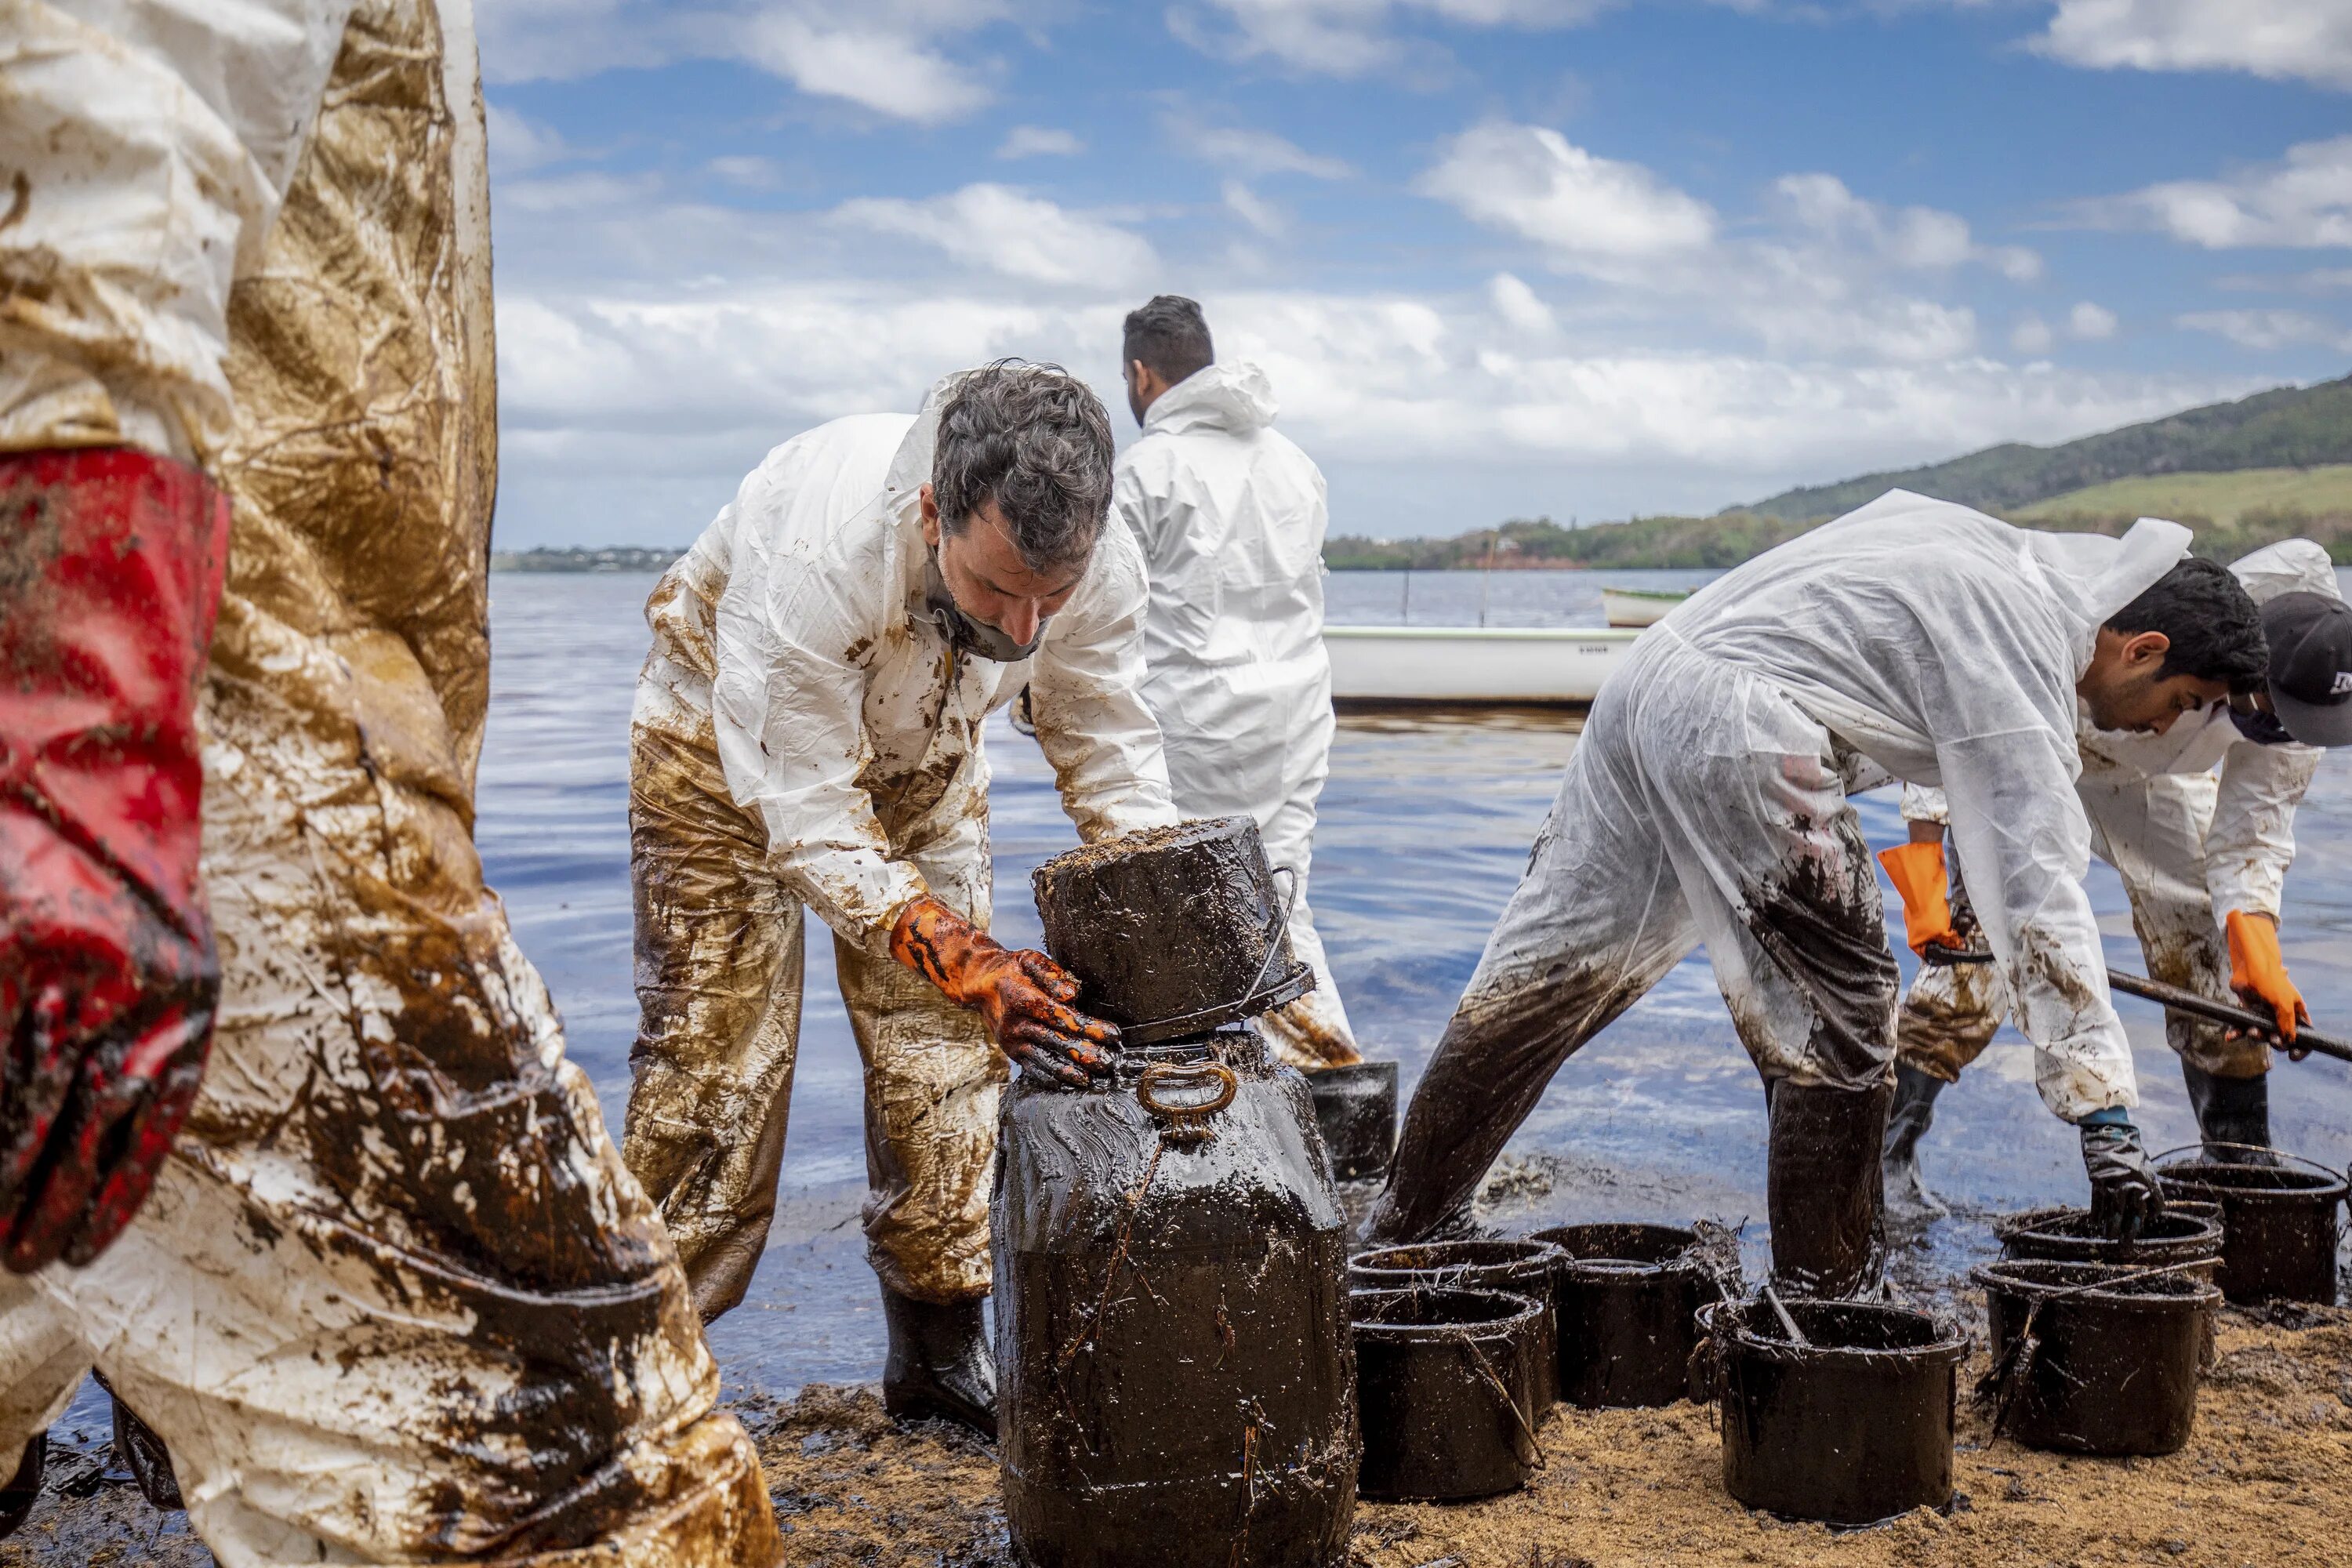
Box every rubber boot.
[1766,1076,1893,1299]
[2182,1063,2273,1161]
[1881,1064,1950,1219]
[111,1394,182,1511]
[880,1283,997,1440]
[0,1436,44,1540]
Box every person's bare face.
[2078,626,2230,735]
[919,485,1084,648]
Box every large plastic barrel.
[996,1032,1359,1568]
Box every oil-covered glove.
[0,449,230,1273]
[888,896,1116,1087]
[1876,841,1965,958]
[2079,1112,2161,1242]
[2225,910,2307,1044]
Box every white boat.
[1323,624,1641,708]
[1601,586,1689,628]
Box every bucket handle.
[1138,1062,1238,1146]
[1235,864,1301,1007]
[2151,1142,2348,1194]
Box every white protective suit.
[0,5,779,1564]
[1113,361,1356,1068]
[1370,492,2187,1244]
[1898,538,2333,1082]
[625,389,1178,1318]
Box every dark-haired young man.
[1882,540,2352,1210]
[1115,295,1360,1068]
[1366,492,2266,1295]
[622,364,1178,1435]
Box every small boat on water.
[1601,586,1690,628]
[1324,624,1641,709]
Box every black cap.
[2261,590,2352,748]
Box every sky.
[476,0,2352,547]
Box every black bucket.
[1975,1259,2216,1457]
[1351,1287,1546,1503]
[1994,1206,2223,1268]
[1702,1298,1964,1527]
[1306,1060,1396,1181]
[2155,1145,2348,1305]
[1530,1223,1719,1408]
[1349,1240,1563,1411]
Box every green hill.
[1746,373,2352,521]
[2013,465,2352,528]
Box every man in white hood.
[1113,296,1359,1069]
[1881,538,2352,1209]
[1365,494,2270,1295]
[624,362,1177,1439]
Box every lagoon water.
[466,567,2352,1399]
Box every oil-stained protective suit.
[624,394,1175,1320]
[1367,492,2187,1255]
[1896,539,2334,1085]
[1113,361,1356,1069]
[0,3,779,1563]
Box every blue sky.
[475,0,2352,547]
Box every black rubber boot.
[2182,1063,2273,1159]
[1882,1064,1950,1219]
[0,1435,44,1540]
[880,1284,997,1440]
[111,1393,182,1512]
[1766,1076,1894,1299]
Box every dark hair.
[1122,295,1214,384]
[2103,556,2268,695]
[933,360,1116,573]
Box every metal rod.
[1759,1282,1809,1346]
[2106,968,2352,1066]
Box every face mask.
[924,545,1045,662]
[2229,699,2294,747]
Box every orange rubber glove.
[888,896,1117,1087]
[2225,910,2307,1044]
[1875,841,1965,958]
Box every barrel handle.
[1138,1062,1237,1145]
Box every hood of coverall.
[1142,361,1279,439]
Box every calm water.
[459,568,2352,1399]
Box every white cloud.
[1165,116,1356,179]
[2068,301,2119,339]
[1223,180,1287,238]
[997,125,1085,159]
[2012,314,2055,355]
[2084,136,2352,249]
[829,184,1159,288]
[2177,309,2352,354]
[1419,123,1717,265]
[1773,172,2042,280]
[742,13,994,123]
[708,154,788,188]
[2034,0,2352,92]
[1169,0,1619,77]
[485,103,572,177]
[1487,273,1556,336]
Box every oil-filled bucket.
[1975,1259,2216,1457]
[1351,1287,1546,1503]
[1033,818,1315,1044]
[996,1031,1359,1568]
[1348,1240,1563,1411]
[1994,1206,2223,1268]
[1530,1223,1721,1408]
[2155,1145,2348,1305]
[1700,1298,1964,1526]
[1305,1060,1397,1181]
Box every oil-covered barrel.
[996,1031,1359,1568]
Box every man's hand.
[889,896,1117,1087]
[1876,840,1965,958]
[2225,909,2307,1046]
[2079,1114,2162,1241]
[0,450,230,1272]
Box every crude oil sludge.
[1975,1259,2216,1457]
[1351,1287,1546,1503]
[1531,1222,1722,1409]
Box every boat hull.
[1323,625,1639,708]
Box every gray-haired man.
[622,363,1177,1436]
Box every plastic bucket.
[1975,1259,2215,1457]
[1530,1223,1719,1408]
[1994,1206,2222,1268]
[1306,1061,1397,1182]
[1351,1287,1546,1503]
[2156,1145,2348,1305]
[1704,1298,1964,1526]
[1350,1240,1563,1411]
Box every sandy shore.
[2,1302,2344,1566]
